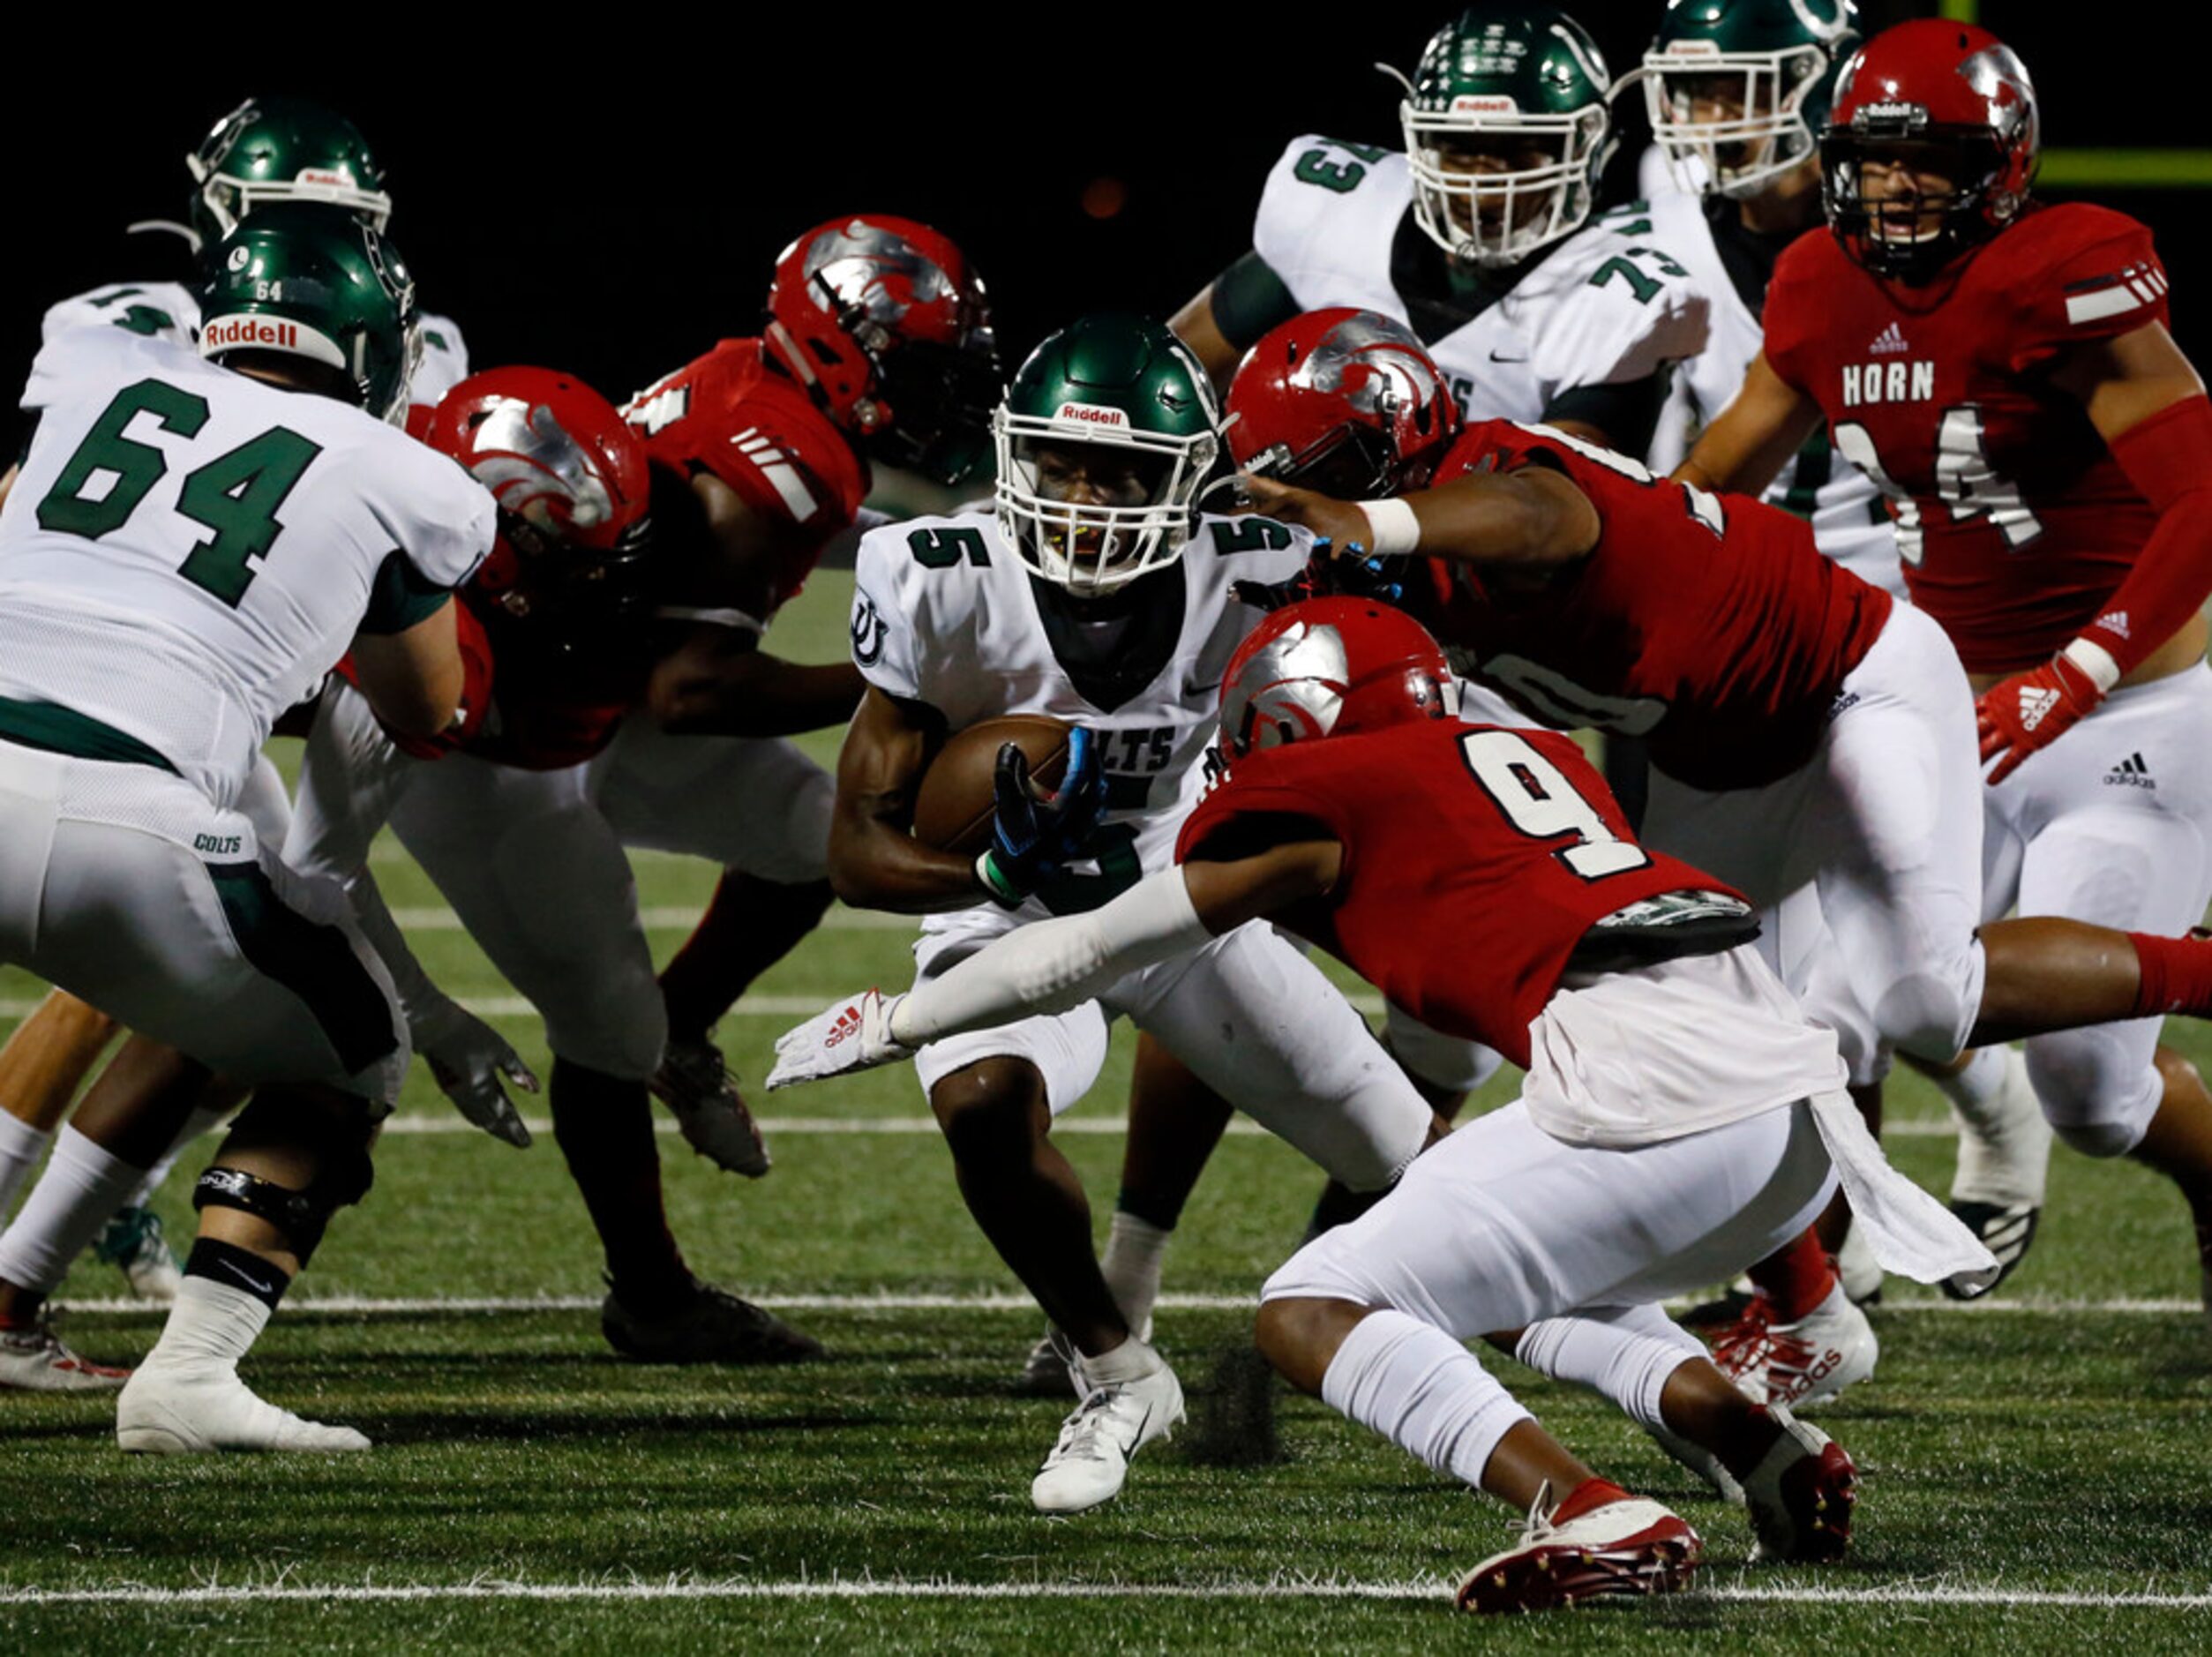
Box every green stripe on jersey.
[0,697,179,773]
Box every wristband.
[1356,497,1421,558]
[2060,635,2123,695]
[975,849,1026,908]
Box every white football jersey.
[41,281,470,407]
[851,507,1308,900]
[1622,198,1905,597]
[0,328,492,808]
[1253,135,1709,444]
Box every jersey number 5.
[35,378,322,607]
[1460,729,1651,881]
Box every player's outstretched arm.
[767,841,1343,1089]
[828,686,996,914]
[1979,322,2212,783]
[1673,352,1824,498]
[646,625,866,737]
[1241,467,1599,573]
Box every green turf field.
[4,575,2210,1652]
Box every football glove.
[975,725,1105,908]
[412,994,536,1148]
[1976,651,2105,785]
[1232,542,1406,613]
[767,989,913,1090]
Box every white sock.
[1320,1308,1531,1490]
[1514,1306,1706,1432]
[0,1127,152,1293]
[125,1101,232,1210]
[143,1276,271,1372]
[1100,1210,1170,1340]
[0,1113,53,1221]
[1077,1333,1163,1387]
[1934,1047,2006,1113]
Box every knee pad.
[198,1095,378,1260]
[2051,1117,2144,1159]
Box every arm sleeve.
[1209,250,1301,350]
[2075,393,2212,678]
[889,868,1211,1045]
[1541,372,1669,460]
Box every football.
[911,715,1074,856]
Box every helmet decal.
[465,401,619,531]
[1219,598,1457,755]
[1223,620,1353,751]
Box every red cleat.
[1456,1482,1702,1614]
[1743,1406,1858,1563]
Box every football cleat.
[600,1279,822,1366]
[1835,1218,1884,1308]
[1944,1046,2050,1300]
[1455,1482,1702,1614]
[1643,1420,1743,1505]
[650,1037,771,1178]
[1712,1285,1877,1410]
[1740,1405,1857,1563]
[1016,1327,1077,1398]
[115,1359,366,1451]
[0,1315,131,1393]
[1031,1347,1185,1514]
[94,1206,184,1304]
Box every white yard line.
[50,1290,2202,1317]
[0,1576,2206,1610]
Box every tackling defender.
[1679,18,2212,1315]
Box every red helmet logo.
[1220,597,1455,757]
[1227,309,1462,499]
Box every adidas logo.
[2106,752,2156,790]
[1869,321,1910,356]
[823,1004,866,1049]
[2016,686,2061,731]
[2096,609,2131,641]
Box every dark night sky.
[3,2,2201,455]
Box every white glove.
[767,990,913,1091]
[413,995,537,1147]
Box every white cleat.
[1835,1217,1884,1307]
[1031,1350,1184,1514]
[116,1361,369,1453]
[1455,1485,1701,1614]
[1713,1284,1878,1411]
[1740,1405,1857,1563]
[0,1316,131,1392]
[651,1037,771,1177]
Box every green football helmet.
[1636,0,1861,199]
[186,96,393,251]
[1386,5,1616,268]
[994,314,1222,597]
[199,205,419,424]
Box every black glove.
[975,726,1105,907]
[1232,539,1407,612]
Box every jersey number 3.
[1460,730,1651,881]
[35,378,322,607]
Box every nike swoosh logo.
[220,1260,275,1295]
[1488,350,1529,364]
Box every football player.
[281,364,821,1365]
[1677,19,2212,1318]
[0,94,475,1306]
[1227,306,2212,1388]
[773,599,2120,1608]
[0,208,491,1444]
[610,214,1001,1144]
[825,314,1438,1513]
[1623,0,2050,1351]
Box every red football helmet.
[1819,19,2038,281]
[1219,597,1457,758]
[422,367,654,624]
[1226,309,1462,499]
[761,214,1001,485]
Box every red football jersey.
[1173,722,1744,1068]
[621,337,870,617]
[1765,205,2168,673]
[1417,420,1893,791]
